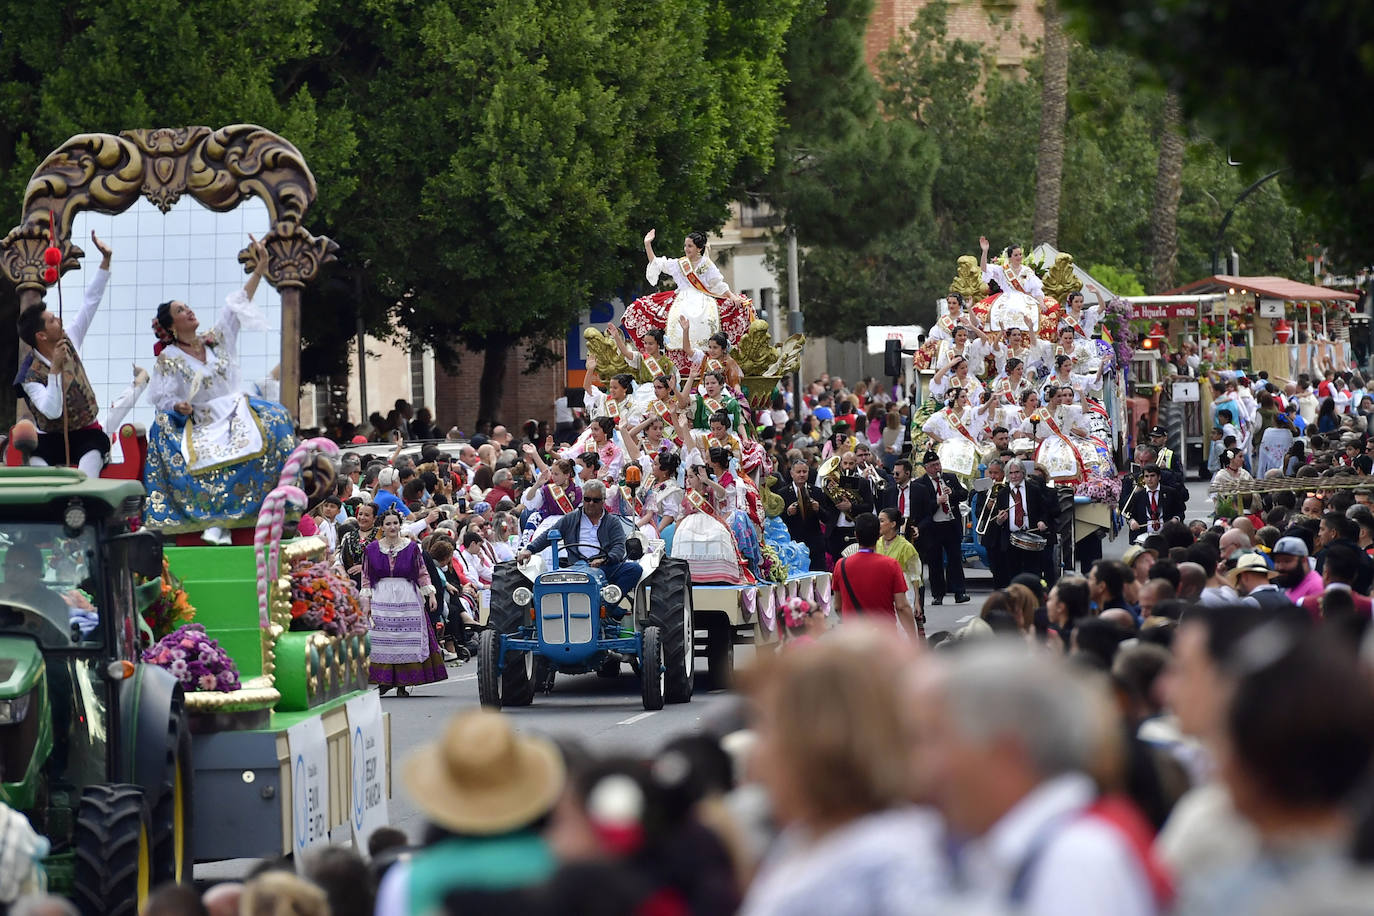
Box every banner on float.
[1130,302,1200,320]
[287,717,329,869]
[346,692,390,848]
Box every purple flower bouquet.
[142,624,241,692]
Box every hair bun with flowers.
[783,596,814,629]
[151,317,175,357]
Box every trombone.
[975,479,1004,536]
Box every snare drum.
[1009,530,1048,552]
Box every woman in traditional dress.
[929,293,976,343]
[144,236,296,543]
[635,452,685,539]
[930,352,986,406]
[581,355,641,428]
[643,229,749,353]
[989,358,1033,431]
[1059,288,1101,338]
[993,327,1044,377]
[1033,386,1108,484]
[560,417,624,481]
[1211,448,1254,521]
[922,387,994,479]
[1050,353,1106,404]
[338,502,378,590]
[683,320,744,391]
[519,444,582,519]
[607,324,676,385]
[979,236,1043,333]
[934,325,990,373]
[361,509,446,696]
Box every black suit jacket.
[818,477,876,527]
[993,480,1058,534]
[777,480,825,546]
[911,472,969,532]
[1122,485,1186,530]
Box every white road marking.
[617,711,658,726]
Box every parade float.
[0,126,386,912]
[567,275,830,683]
[914,247,1131,570]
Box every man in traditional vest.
[15,232,113,478]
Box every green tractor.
[0,469,187,915]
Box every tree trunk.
[1149,90,1186,293]
[475,337,511,431]
[1032,0,1069,248]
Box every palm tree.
[1149,90,1186,292]
[1032,0,1069,247]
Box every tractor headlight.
[0,695,31,725]
[512,586,533,607]
[600,585,623,606]
[63,499,86,531]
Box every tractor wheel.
[72,784,152,916]
[503,649,537,707]
[640,626,665,711]
[648,558,693,704]
[488,561,528,633]
[477,629,502,709]
[704,616,734,690]
[150,702,193,886]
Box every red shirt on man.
[833,550,908,625]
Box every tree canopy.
[1060,0,1374,260]
[786,0,1318,341]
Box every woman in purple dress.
[360,509,447,696]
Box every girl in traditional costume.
[979,237,1043,333]
[930,293,977,343]
[560,417,624,482]
[634,452,685,540]
[607,324,676,385]
[144,237,296,543]
[361,509,447,696]
[519,444,582,519]
[990,358,1034,431]
[642,229,750,354]
[1058,288,1101,338]
[922,387,994,479]
[930,352,986,406]
[935,325,991,373]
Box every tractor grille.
[539,592,596,645]
[0,686,40,784]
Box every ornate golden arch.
[0,124,338,418]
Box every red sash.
[652,399,684,444]
[621,485,644,517]
[678,257,725,299]
[946,409,978,444]
[548,483,575,515]
[1064,314,1088,337]
[685,488,717,517]
[994,378,1016,405]
[604,398,622,424]
[1004,266,1030,296]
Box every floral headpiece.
[783,596,815,629]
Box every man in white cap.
[1228,553,1297,614]
[375,709,565,915]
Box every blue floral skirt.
[143,397,297,533]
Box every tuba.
[817,455,861,512]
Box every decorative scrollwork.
[0,124,335,294]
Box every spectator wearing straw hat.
[374,709,566,916]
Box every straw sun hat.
[403,709,565,835]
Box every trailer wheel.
[477,629,502,709]
[704,616,734,690]
[648,558,693,703]
[640,626,665,711]
[72,784,152,916]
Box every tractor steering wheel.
[556,541,614,568]
[0,604,75,646]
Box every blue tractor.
[477,522,694,710]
